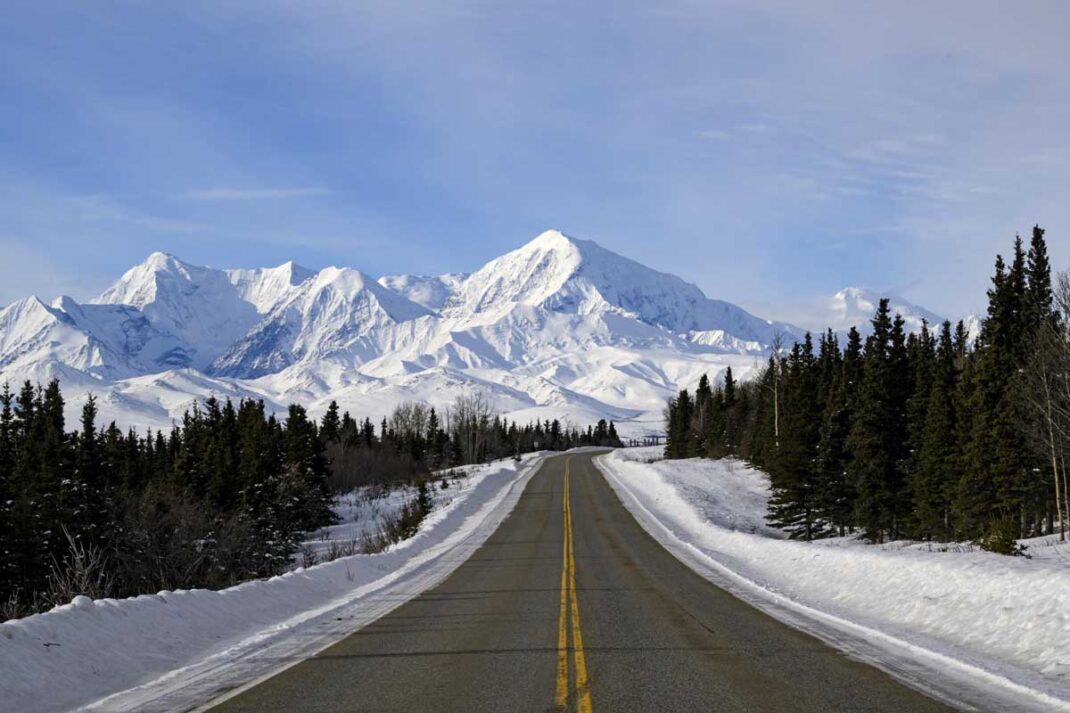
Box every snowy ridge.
[208,266,434,378]
[227,260,315,314]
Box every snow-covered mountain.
[2,230,946,437]
[209,267,435,378]
[824,287,948,336]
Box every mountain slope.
[94,252,261,369]
[227,261,315,314]
[377,273,467,312]
[0,296,189,380]
[209,267,434,378]
[446,230,799,342]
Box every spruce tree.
[665,389,694,459]
[694,374,712,448]
[1025,225,1054,334]
[912,322,957,540]
[722,367,738,455]
[813,365,853,535]
[901,322,935,536]
[848,300,899,542]
[767,336,823,540]
[320,401,341,443]
[956,246,1031,540]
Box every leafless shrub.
[325,443,425,492]
[297,543,318,569]
[44,527,114,608]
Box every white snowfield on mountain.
[0,230,968,434]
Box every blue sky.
[2,1,1068,325]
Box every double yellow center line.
[555,458,593,713]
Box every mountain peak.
[277,259,313,282]
[834,286,870,300]
[826,286,945,334]
[525,229,582,250]
[512,229,589,267]
[137,251,200,276]
[447,230,592,318]
[311,266,375,295]
[144,250,179,265]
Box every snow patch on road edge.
[594,451,1070,713]
[0,453,549,713]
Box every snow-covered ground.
[297,466,485,562]
[597,448,1070,712]
[0,453,548,713]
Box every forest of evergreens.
[665,226,1069,553]
[0,388,621,618]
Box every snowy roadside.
[296,466,476,564]
[0,453,549,713]
[596,447,1070,713]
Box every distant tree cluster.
[324,393,621,492]
[666,226,1070,553]
[0,384,622,617]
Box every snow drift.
[596,448,1070,712]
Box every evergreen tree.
[665,389,695,459]
[722,367,738,454]
[913,322,958,540]
[1025,225,1054,334]
[767,336,823,539]
[848,300,900,542]
[812,364,854,535]
[694,374,712,448]
[957,246,1032,539]
[320,401,341,443]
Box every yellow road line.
[566,459,594,713]
[555,464,570,710]
[556,457,594,713]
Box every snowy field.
[597,447,1070,712]
[0,453,548,713]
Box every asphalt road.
[210,452,957,712]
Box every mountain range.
[0,230,967,436]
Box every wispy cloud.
[183,187,330,201]
[63,194,208,232]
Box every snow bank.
[0,453,548,713]
[597,448,1070,712]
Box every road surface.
[210,452,956,712]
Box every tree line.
[665,226,1068,553]
[0,386,621,618]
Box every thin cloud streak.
[184,187,330,201]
